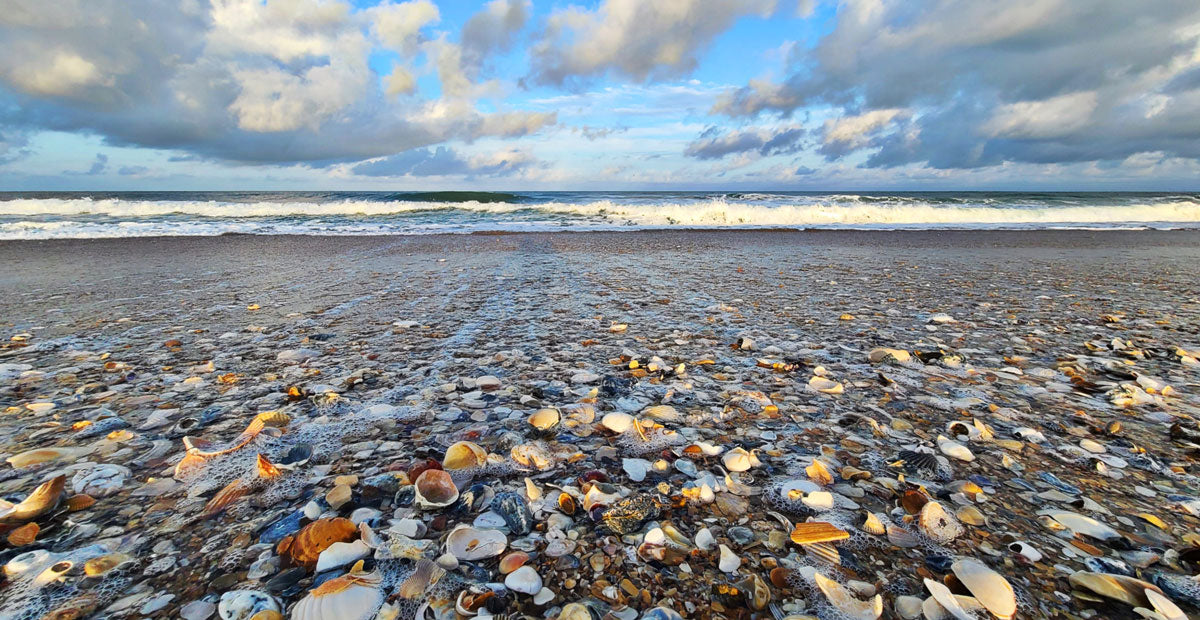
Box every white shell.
[623,458,652,482]
[718,544,741,573]
[504,565,542,594]
[936,435,974,462]
[695,527,715,551]
[951,558,1017,620]
[601,412,635,433]
[290,577,382,620]
[808,376,844,394]
[1039,510,1120,540]
[1144,589,1187,620]
[71,464,131,498]
[722,447,759,472]
[923,578,974,620]
[218,590,280,620]
[314,540,370,573]
[813,570,882,620]
[1008,541,1042,562]
[445,525,507,561]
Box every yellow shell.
[2,475,65,523]
[255,411,291,428]
[442,441,487,470]
[84,552,132,577]
[861,512,887,535]
[527,408,561,431]
[790,521,850,545]
[806,460,834,486]
[65,493,96,511]
[6,522,39,546]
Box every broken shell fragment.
[814,570,883,620]
[919,501,962,543]
[722,447,760,472]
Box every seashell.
[813,570,883,619]
[696,527,715,551]
[601,412,636,434]
[790,521,850,545]
[887,524,920,548]
[249,612,283,620]
[443,441,487,471]
[955,505,987,526]
[806,460,834,486]
[504,565,542,595]
[900,489,929,515]
[83,552,132,577]
[841,466,871,481]
[510,443,554,471]
[8,447,89,469]
[1147,572,1200,608]
[919,501,962,543]
[445,525,507,561]
[868,348,911,364]
[218,590,282,620]
[314,539,371,573]
[1144,588,1188,620]
[1008,541,1042,563]
[737,573,771,610]
[276,517,357,569]
[808,376,844,394]
[65,493,96,511]
[414,470,459,510]
[952,558,1017,620]
[490,492,534,535]
[290,562,382,620]
[499,551,529,574]
[622,458,652,482]
[895,450,939,475]
[1069,571,1162,607]
[527,408,560,432]
[255,411,291,428]
[557,492,577,515]
[602,496,659,535]
[718,544,741,573]
[203,479,250,517]
[71,463,131,498]
[1040,510,1121,541]
[722,447,760,472]
[7,522,39,546]
[922,579,981,620]
[558,603,594,620]
[937,435,974,462]
[397,559,446,599]
[0,475,65,523]
[848,512,882,537]
[805,542,840,566]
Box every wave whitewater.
[2,194,1199,239]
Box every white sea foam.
[1,196,1198,239]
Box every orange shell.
[202,479,248,517]
[789,521,850,545]
[900,489,929,515]
[7,522,39,546]
[256,454,282,479]
[65,494,96,511]
[278,517,358,568]
[2,475,65,524]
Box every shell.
[203,479,249,517]
[65,493,96,511]
[557,492,577,515]
[813,570,883,619]
[7,447,88,469]
[442,441,487,471]
[499,551,529,574]
[397,559,445,599]
[445,525,507,561]
[805,542,841,565]
[868,348,911,363]
[83,552,132,577]
[218,590,281,620]
[175,417,269,479]
[738,573,771,610]
[1068,571,1162,607]
[1040,510,1121,541]
[1008,541,1042,563]
[952,558,1017,620]
[1144,589,1187,620]
[806,460,834,486]
[0,475,65,523]
[290,565,382,620]
[7,522,39,546]
[861,512,887,535]
[937,436,974,462]
[808,376,844,394]
[504,565,543,594]
[790,521,850,545]
[277,517,358,568]
[490,492,534,535]
[527,408,560,432]
[919,501,962,543]
[955,505,987,526]
[509,443,554,471]
[414,470,459,510]
[255,411,291,428]
[900,489,929,515]
[600,412,635,434]
[722,447,759,472]
[922,581,984,620]
[886,524,920,548]
[601,496,659,535]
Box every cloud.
[351,146,536,177]
[371,0,440,54]
[64,152,108,175]
[118,165,149,176]
[712,0,1200,169]
[461,0,530,69]
[528,0,777,86]
[684,124,805,159]
[0,128,31,164]
[572,125,629,140]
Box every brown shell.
[202,479,248,517]
[65,494,96,512]
[789,521,850,545]
[7,522,39,546]
[900,489,929,515]
[557,492,577,515]
[2,475,65,524]
[277,517,358,568]
[256,454,282,479]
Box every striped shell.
[255,411,291,428]
[277,518,358,568]
[790,521,850,545]
[65,494,96,511]
[805,542,841,566]
[861,512,887,535]
[291,565,383,620]
[7,522,39,546]
[806,460,834,486]
[896,450,939,475]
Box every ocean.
[1,191,1198,239]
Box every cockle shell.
[290,562,382,620]
[861,512,887,536]
[397,559,446,599]
[445,525,507,561]
[414,470,459,510]
[442,441,487,471]
[527,408,560,432]
[813,570,883,619]
[7,522,39,546]
[951,559,1017,620]
[0,475,65,523]
[277,518,358,569]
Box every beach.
[1,229,1199,619]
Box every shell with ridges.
[527,408,560,432]
[290,562,382,620]
[790,521,850,545]
[277,517,358,568]
[861,512,886,535]
[6,522,39,546]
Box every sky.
[1,0,1199,191]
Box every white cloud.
[370,0,440,54]
[981,91,1098,139]
[3,51,109,97]
[823,108,905,146]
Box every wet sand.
[1,230,1199,619]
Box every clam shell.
[1068,571,1162,607]
[790,521,850,545]
[955,505,987,527]
[923,579,977,620]
[919,501,962,543]
[861,512,887,535]
[527,408,560,432]
[397,559,445,599]
[601,412,635,434]
[443,441,487,471]
[277,517,358,568]
[414,470,459,510]
[510,443,554,471]
[813,571,883,620]
[1144,589,1187,620]
[951,558,1017,620]
[291,568,382,620]
[808,376,844,394]
[83,552,132,577]
[504,565,542,595]
[0,475,65,523]
[557,492,577,515]
[6,522,38,546]
[445,525,507,561]
[937,436,974,462]
[1040,510,1121,541]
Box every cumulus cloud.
[371,0,439,54]
[529,0,777,85]
[64,152,108,175]
[684,124,805,159]
[351,146,536,176]
[461,0,530,69]
[713,0,1200,168]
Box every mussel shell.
[490,492,533,535]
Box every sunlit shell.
[1040,510,1121,541]
[397,559,446,599]
[956,505,987,526]
[1145,589,1187,620]
[790,521,850,545]
[841,466,871,481]
[203,479,249,517]
[808,376,844,394]
[919,501,962,543]
[868,348,911,364]
[7,448,86,469]
[861,512,887,535]
[83,552,133,577]
[737,573,771,611]
[937,436,974,462]
[900,489,929,515]
[557,492,577,515]
[600,412,636,434]
[0,475,65,523]
[442,441,488,471]
[249,612,283,620]
[291,563,382,620]
[65,493,96,512]
[445,525,507,561]
[527,408,561,432]
[414,470,459,509]
[510,444,554,471]
[7,522,39,546]
[504,565,543,595]
[277,517,358,568]
[255,411,291,428]
[806,460,834,486]
[813,571,883,620]
[499,551,530,575]
[1068,571,1162,607]
[922,583,986,620]
[952,559,1017,620]
[175,417,269,478]
[722,447,759,472]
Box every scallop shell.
[0,475,65,523]
[813,571,883,620]
[414,470,459,510]
[600,412,635,434]
[886,524,920,548]
[952,558,1017,620]
[291,563,383,620]
[919,501,962,543]
[861,512,887,535]
[445,525,507,561]
[527,408,560,432]
[790,521,850,545]
[277,517,358,568]
[255,411,291,428]
[805,542,841,566]
[7,522,39,546]
[65,493,96,511]
[443,441,487,471]
[895,450,939,475]
[397,559,445,599]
